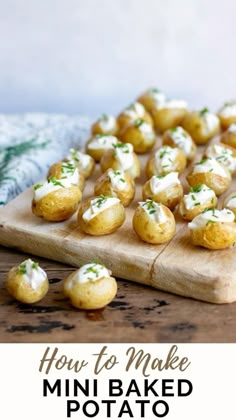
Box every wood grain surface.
[1,245,236,343]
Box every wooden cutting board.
[0,151,236,304]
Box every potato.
[100,142,141,179]
[142,172,183,210]
[223,192,236,215]
[119,118,156,153]
[188,208,236,249]
[178,184,217,221]
[204,142,236,175]
[137,87,166,113]
[221,124,236,149]
[218,103,236,130]
[133,201,176,244]
[151,100,188,132]
[78,195,126,236]
[48,161,85,191]
[91,114,119,136]
[162,126,196,161]
[6,259,49,304]
[146,145,186,178]
[182,108,220,145]
[64,263,117,310]
[86,134,119,161]
[187,157,232,196]
[117,102,153,130]
[94,169,135,207]
[65,149,95,178]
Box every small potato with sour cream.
[162,126,196,161]
[137,87,166,113]
[182,108,220,145]
[94,169,135,207]
[178,184,217,221]
[47,161,85,191]
[100,142,141,179]
[91,113,119,136]
[188,208,236,250]
[6,259,49,304]
[142,172,183,210]
[221,123,236,149]
[223,192,236,215]
[64,149,95,179]
[133,200,176,244]
[187,157,232,196]
[86,134,119,162]
[117,102,154,130]
[78,195,126,236]
[146,145,186,178]
[64,262,117,310]
[119,118,156,154]
[204,143,236,175]
[151,99,188,133]
[218,103,236,130]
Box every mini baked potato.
[182,107,220,145]
[187,157,232,196]
[221,123,236,149]
[119,118,156,153]
[218,103,236,130]
[137,87,166,113]
[65,149,95,178]
[188,208,236,249]
[100,142,141,179]
[47,161,85,191]
[223,192,236,215]
[78,195,125,236]
[91,113,119,136]
[6,259,49,304]
[142,172,183,210]
[94,169,135,207]
[86,134,119,162]
[146,145,186,177]
[32,178,82,222]
[151,99,188,133]
[204,142,236,175]
[117,102,153,130]
[178,184,217,221]
[133,200,176,244]
[162,126,196,161]
[64,262,117,310]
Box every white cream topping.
[134,120,155,139]
[168,127,192,156]
[184,185,216,210]
[158,99,188,110]
[88,135,118,150]
[200,111,219,133]
[154,146,179,173]
[114,143,134,171]
[188,208,235,230]
[107,169,128,191]
[145,88,166,106]
[82,196,120,221]
[34,179,63,201]
[228,123,236,133]
[66,263,110,287]
[18,259,47,290]
[123,102,145,119]
[205,144,236,172]
[60,162,80,186]
[98,114,117,132]
[225,193,236,209]
[150,172,180,194]
[219,103,236,118]
[193,158,228,178]
[67,149,92,172]
[139,201,168,223]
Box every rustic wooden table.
[0,245,235,343]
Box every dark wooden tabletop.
[0,245,235,343]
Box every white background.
[0,0,235,116]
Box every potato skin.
[117,110,153,131]
[6,267,49,304]
[78,197,126,236]
[119,123,156,154]
[187,171,231,196]
[152,108,187,133]
[91,119,119,136]
[190,222,236,250]
[218,114,236,130]
[142,179,183,210]
[178,196,218,221]
[100,148,141,179]
[64,273,117,310]
[182,112,220,145]
[146,149,186,178]
[133,205,176,244]
[162,129,196,161]
[32,186,82,222]
[48,162,85,191]
[221,131,236,149]
[94,171,135,207]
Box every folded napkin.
[0,113,92,207]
